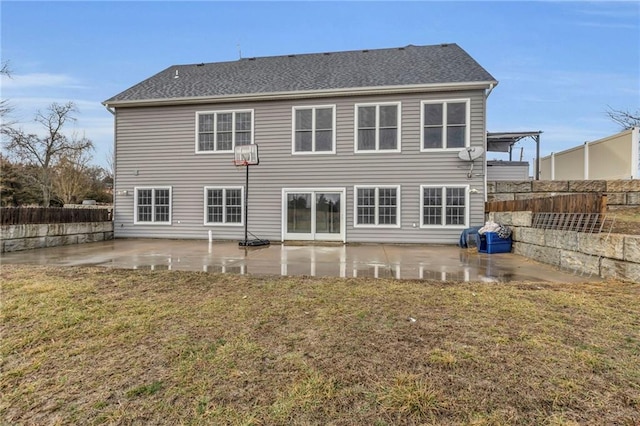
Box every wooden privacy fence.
[485,193,607,214]
[1,207,113,225]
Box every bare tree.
[1,60,15,131]
[52,150,92,205]
[606,106,640,130]
[3,102,93,206]
[105,146,114,181]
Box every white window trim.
[203,186,244,226]
[280,187,347,243]
[353,102,402,153]
[133,186,172,225]
[353,185,401,228]
[419,184,469,229]
[291,105,337,155]
[195,109,254,154]
[420,99,470,152]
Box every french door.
[282,188,345,242]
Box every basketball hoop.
[233,144,259,167]
[232,144,269,247]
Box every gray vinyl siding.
[486,161,530,181]
[113,90,487,244]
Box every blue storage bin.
[479,232,512,254]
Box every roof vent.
[288,54,295,58]
[440,43,449,47]
[248,57,256,61]
[174,70,179,79]
[398,47,405,51]
[323,52,331,55]
[197,63,204,67]
[362,49,369,53]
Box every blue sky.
[2,1,639,171]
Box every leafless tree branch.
[606,106,640,130]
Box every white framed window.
[354,102,401,153]
[354,185,400,228]
[292,105,336,154]
[196,110,253,153]
[420,185,469,228]
[421,99,470,150]
[134,187,172,225]
[204,187,244,226]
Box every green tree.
[0,155,42,206]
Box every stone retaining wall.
[488,211,640,282]
[1,222,114,253]
[487,180,640,208]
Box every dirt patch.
[2,265,639,425]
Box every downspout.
[485,83,495,98]
[104,104,116,231]
[483,83,496,204]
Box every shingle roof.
[104,43,496,105]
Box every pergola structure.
[487,131,543,180]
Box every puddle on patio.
[1,240,592,283]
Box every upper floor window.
[293,106,336,154]
[420,185,468,228]
[196,110,253,153]
[355,103,400,152]
[204,187,243,225]
[354,185,400,227]
[421,100,469,150]
[134,187,171,225]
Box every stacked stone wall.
[488,211,639,282]
[1,222,114,253]
[487,180,640,208]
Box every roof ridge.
[175,43,459,68]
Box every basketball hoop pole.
[243,163,249,244]
[234,144,269,247]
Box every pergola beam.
[487,131,543,180]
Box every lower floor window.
[355,186,399,227]
[205,187,243,225]
[421,186,467,227]
[135,187,171,224]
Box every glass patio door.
[283,189,345,241]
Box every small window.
[355,103,401,152]
[293,106,336,154]
[421,100,469,150]
[421,185,468,227]
[354,186,400,227]
[196,110,253,153]
[134,187,172,224]
[204,187,244,225]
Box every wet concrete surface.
[0,239,597,283]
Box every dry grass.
[1,265,639,425]
[610,206,640,235]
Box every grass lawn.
[2,265,639,425]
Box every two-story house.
[103,43,497,244]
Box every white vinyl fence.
[540,127,639,180]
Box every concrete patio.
[0,239,596,283]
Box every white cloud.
[575,21,638,30]
[1,72,87,90]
